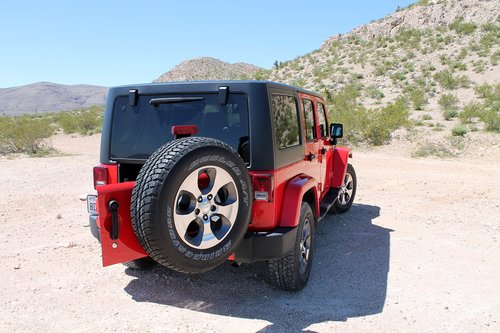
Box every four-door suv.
[87,81,356,291]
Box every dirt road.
[0,134,498,332]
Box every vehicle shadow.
[124,204,391,332]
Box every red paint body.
[96,182,148,266]
[93,94,351,266]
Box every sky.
[0,0,415,88]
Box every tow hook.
[108,200,119,240]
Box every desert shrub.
[434,70,470,89]
[366,85,384,100]
[422,114,432,120]
[443,109,459,120]
[408,89,427,110]
[449,17,477,35]
[474,83,494,99]
[56,105,104,135]
[364,97,410,145]
[451,124,468,136]
[0,115,54,155]
[482,110,500,132]
[459,102,483,124]
[412,137,464,158]
[438,93,459,111]
[329,87,410,146]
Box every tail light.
[252,174,274,202]
[93,166,108,189]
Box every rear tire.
[267,202,315,291]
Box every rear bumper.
[233,227,298,263]
[89,212,296,264]
[89,214,100,241]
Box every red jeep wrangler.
[87,81,356,291]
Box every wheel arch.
[278,174,319,228]
[331,147,352,188]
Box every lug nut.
[198,196,203,202]
[211,205,216,212]
[207,194,213,200]
[195,208,200,215]
[203,214,208,221]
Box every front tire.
[267,202,315,291]
[333,163,357,214]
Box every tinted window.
[302,99,316,141]
[110,93,249,162]
[318,102,328,137]
[271,94,300,149]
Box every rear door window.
[271,94,301,149]
[302,99,316,141]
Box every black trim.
[233,227,298,263]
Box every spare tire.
[131,137,252,273]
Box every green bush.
[459,102,483,124]
[55,105,104,135]
[474,83,494,99]
[438,93,459,110]
[443,109,459,120]
[451,124,468,137]
[482,110,500,132]
[0,115,55,155]
[422,114,432,120]
[449,17,477,35]
[408,89,427,110]
[434,70,470,90]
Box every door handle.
[108,200,119,240]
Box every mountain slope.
[269,0,499,96]
[154,57,263,82]
[0,82,107,116]
[258,0,499,153]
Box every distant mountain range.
[1,58,263,116]
[0,82,107,116]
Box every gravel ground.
[0,134,498,332]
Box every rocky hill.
[259,0,499,155]
[0,82,107,116]
[154,57,263,82]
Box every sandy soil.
[0,134,499,332]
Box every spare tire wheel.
[131,137,252,273]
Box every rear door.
[300,96,322,195]
[96,182,148,266]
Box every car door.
[300,95,322,196]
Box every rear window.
[110,93,249,162]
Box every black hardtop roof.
[108,80,323,99]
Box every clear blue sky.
[0,0,415,88]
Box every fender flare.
[331,147,351,188]
[278,174,318,228]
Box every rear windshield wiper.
[149,97,205,106]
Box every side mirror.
[330,123,343,139]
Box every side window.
[302,99,316,141]
[318,102,328,137]
[272,94,301,149]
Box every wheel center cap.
[199,198,211,214]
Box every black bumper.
[89,214,100,241]
[233,227,298,263]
